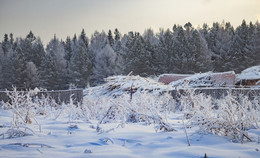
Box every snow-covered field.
[0,110,260,158]
[0,76,260,158]
[1,110,259,158]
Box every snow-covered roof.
[168,71,236,88]
[169,72,212,88]
[236,66,260,81]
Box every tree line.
[0,20,259,90]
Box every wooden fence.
[0,89,83,104]
[171,88,260,100]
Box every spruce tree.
[89,31,108,68]
[31,38,45,67]
[157,29,174,73]
[125,32,152,76]
[228,20,249,72]
[174,26,189,73]
[143,28,159,75]
[39,53,59,90]
[0,38,13,90]
[107,29,114,47]
[69,38,92,88]
[11,47,27,90]
[2,34,10,54]
[248,21,260,66]
[64,36,73,64]
[113,28,124,75]
[39,35,66,90]
[189,30,212,73]
[93,44,117,85]
[25,62,39,89]
[18,31,45,68]
[80,29,89,49]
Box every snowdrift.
[85,75,173,97]
[237,65,260,81]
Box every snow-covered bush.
[0,126,34,139]
[179,89,260,143]
[83,90,177,132]
[2,87,38,125]
[0,87,60,138]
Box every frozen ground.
[0,109,259,158]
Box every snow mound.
[236,65,260,81]
[85,75,173,97]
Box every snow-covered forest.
[1,20,260,90]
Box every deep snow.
[0,109,260,158]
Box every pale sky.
[0,0,259,45]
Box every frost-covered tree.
[189,30,212,73]
[0,45,7,89]
[11,47,27,90]
[39,35,66,90]
[210,22,234,72]
[25,62,39,89]
[19,31,36,61]
[205,22,220,52]
[107,29,114,47]
[0,40,13,90]
[80,29,89,49]
[64,36,73,65]
[1,34,10,54]
[156,29,174,73]
[89,31,108,63]
[245,21,260,68]
[228,20,250,73]
[69,38,92,88]
[39,53,58,90]
[143,28,158,75]
[113,28,125,75]
[93,44,117,85]
[249,21,260,66]
[31,38,45,67]
[173,26,189,73]
[18,31,45,68]
[125,32,152,76]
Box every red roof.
[158,74,191,85]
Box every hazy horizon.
[1,0,260,45]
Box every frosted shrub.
[1,87,39,139]
[0,87,60,138]
[180,90,260,143]
[61,96,87,123]
[2,87,38,125]
[83,91,176,132]
[34,94,58,116]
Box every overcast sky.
[0,0,259,45]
